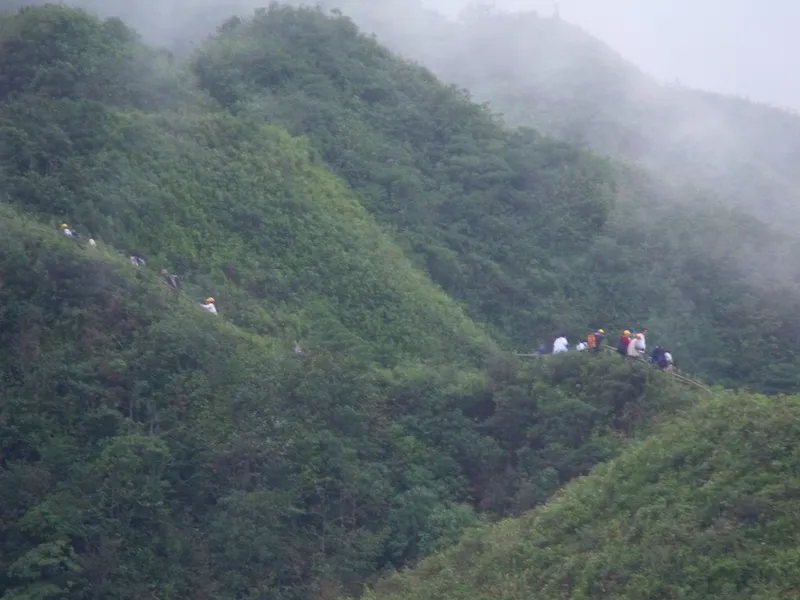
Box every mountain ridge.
[2,4,800,600]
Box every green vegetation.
[359,391,800,600]
[0,4,493,367]
[0,5,698,599]
[3,3,800,599]
[0,204,686,598]
[188,5,800,392]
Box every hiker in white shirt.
[202,297,217,314]
[553,335,569,353]
[627,332,645,358]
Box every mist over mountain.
[10,0,799,232]
[425,0,800,112]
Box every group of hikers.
[61,222,218,315]
[59,223,307,352]
[545,328,675,371]
[59,223,682,369]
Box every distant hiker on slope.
[663,349,674,371]
[202,297,217,314]
[628,332,645,359]
[639,328,648,351]
[587,329,605,353]
[650,346,665,366]
[60,223,73,237]
[617,330,631,357]
[593,329,606,352]
[553,334,569,354]
[160,269,181,291]
[576,340,588,351]
[586,331,596,351]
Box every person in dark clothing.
[651,346,665,367]
[160,269,181,291]
[593,329,606,352]
[652,346,672,370]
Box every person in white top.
[553,335,569,353]
[576,341,588,351]
[639,328,648,351]
[663,350,674,371]
[627,332,645,358]
[202,297,217,314]
[60,223,73,236]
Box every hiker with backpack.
[587,329,605,353]
[651,346,666,368]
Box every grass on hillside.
[359,391,800,600]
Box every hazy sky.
[425,0,800,111]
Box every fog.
[4,0,793,108]
[427,0,800,111]
[5,0,800,232]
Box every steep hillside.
[0,6,701,599]
[193,5,616,336]
[4,4,800,600]
[358,391,800,600]
[0,3,495,367]
[0,205,691,599]
[187,5,800,393]
[10,3,800,392]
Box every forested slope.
[4,4,800,600]
[359,391,800,600]
[188,5,800,393]
[0,6,701,599]
[0,205,690,599]
[0,3,497,367]
[9,2,800,392]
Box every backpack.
[587,332,597,349]
[617,336,629,356]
